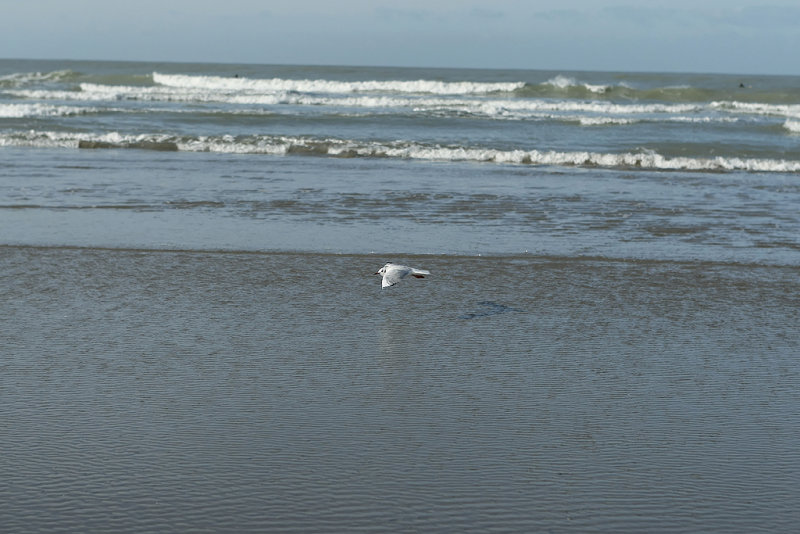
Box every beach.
[2,246,799,532]
[2,59,800,532]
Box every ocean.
[1,59,799,532]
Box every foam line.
[4,130,799,173]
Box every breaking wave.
[0,88,748,125]
[4,130,799,173]
[8,83,702,112]
[783,119,800,133]
[4,68,799,104]
[0,103,98,118]
[6,84,772,123]
[153,72,525,95]
[711,101,800,119]
[0,69,76,88]
[543,75,611,94]
[7,77,799,122]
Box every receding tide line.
[0,243,793,269]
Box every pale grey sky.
[2,0,799,74]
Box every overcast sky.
[2,0,799,74]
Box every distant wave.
[0,69,76,87]
[9,81,799,122]
[153,72,525,95]
[9,84,700,113]
[4,69,799,107]
[0,90,748,125]
[577,116,637,126]
[785,119,800,133]
[543,75,611,94]
[0,96,741,127]
[4,130,799,173]
[711,101,800,119]
[0,103,97,118]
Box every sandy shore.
[2,245,798,532]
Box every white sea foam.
[669,116,739,124]
[0,131,176,149]
[153,72,525,95]
[544,75,610,94]
[11,84,749,126]
[14,80,791,124]
[578,116,637,126]
[0,103,95,118]
[5,70,797,123]
[4,84,777,130]
[711,101,800,119]
[6,85,704,118]
[7,87,131,102]
[4,130,799,173]
[783,119,800,133]
[375,144,800,172]
[576,116,738,126]
[0,69,73,87]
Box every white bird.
[374,262,430,288]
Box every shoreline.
[2,242,799,270]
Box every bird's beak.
[374,271,380,275]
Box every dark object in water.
[460,300,522,319]
[78,140,115,149]
[79,140,179,151]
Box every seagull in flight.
[375,262,430,288]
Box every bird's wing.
[410,268,430,276]
[381,273,400,288]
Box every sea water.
[1,59,799,532]
[2,59,799,263]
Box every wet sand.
[2,246,799,532]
